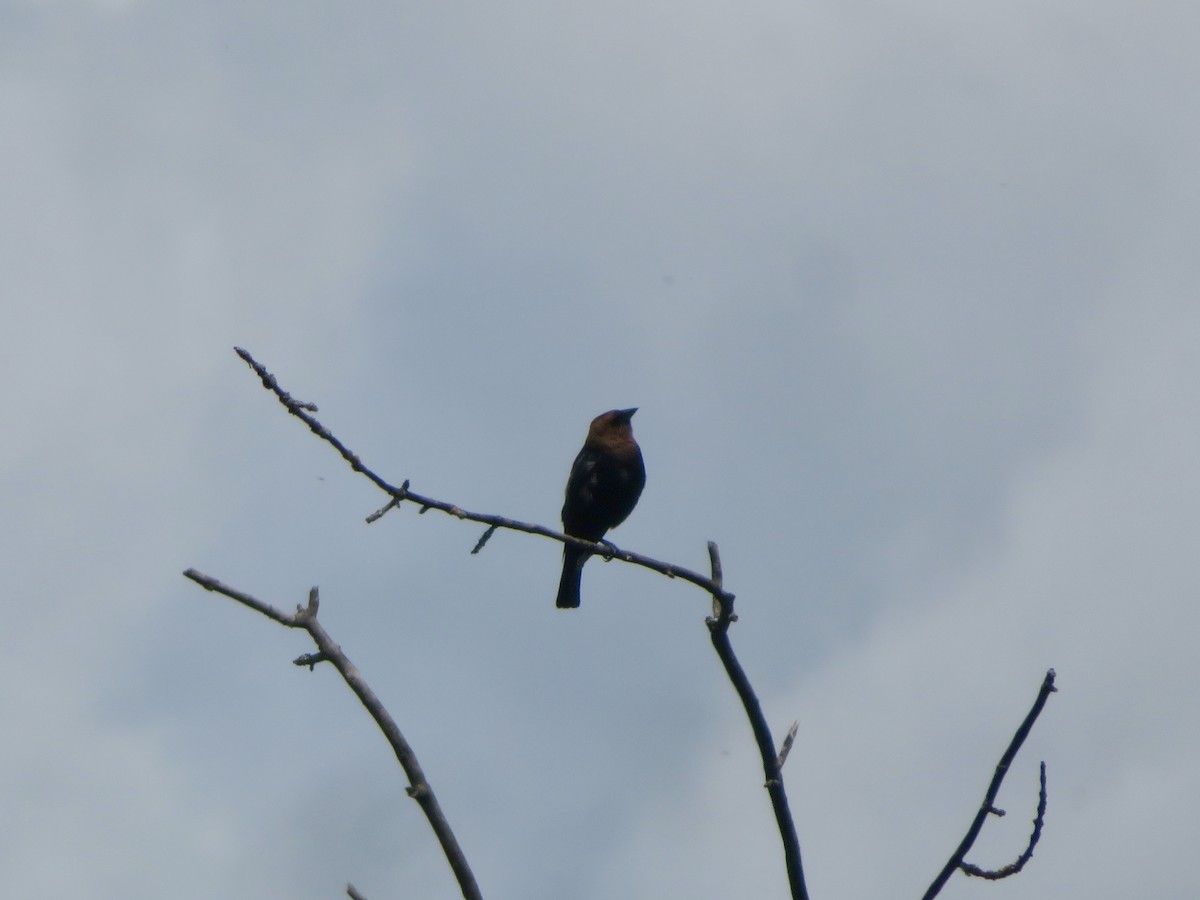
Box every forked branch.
[922,669,1057,899]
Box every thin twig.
[183,569,484,900]
[471,524,499,555]
[922,669,1058,900]
[704,544,809,900]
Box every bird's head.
[588,407,638,440]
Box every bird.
[556,408,646,609]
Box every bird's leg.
[597,539,620,560]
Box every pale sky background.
[2,2,1197,898]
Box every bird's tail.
[556,545,589,609]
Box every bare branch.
[233,347,735,607]
[183,568,297,625]
[225,349,1058,900]
[231,349,809,897]
[182,569,484,900]
[922,669,1058,900]
[705,545,808,900]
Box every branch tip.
[366,499,398,523]
[707,541,724,588]
[776,720,799,770]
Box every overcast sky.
[2,2,1197,898]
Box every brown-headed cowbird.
[556,408,646,609]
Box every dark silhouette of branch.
[705,543,809,900]
[922,669,1058,900]
[231,348,809,892]
[227,347,1056,900]
[233,347,735,607]
[182,569,483,900]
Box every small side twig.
[776,721,800,771]
[922,669,1058,900]
[183,569,483,900]
[471,524,499,555]
[704,543,808,900]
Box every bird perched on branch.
[556,408,646,609]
